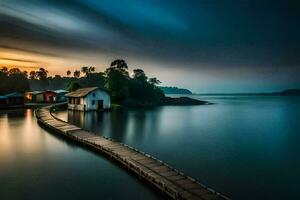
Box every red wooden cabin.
[43,91,57,103]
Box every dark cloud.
[0,0,299,91]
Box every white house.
[66,87,111,111]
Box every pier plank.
[167,175,187,181]
[35,105,230,200]
[160,171,178,177]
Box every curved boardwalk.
[35,104,230,200]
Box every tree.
[34,68,49,89]
[67,81,81,92]
[8,68,21,74]
[89,66,95,73]
[81,72,105,88]
[73,70,81,78]
[104,59,130,102]
[0,67,9,95]
[81,66,95,77]
[133,69,147,82]
[0,67,30,94]
[148,78,161,86]
[128,69,164,105]
[8,71,30,93]
[29,71,36,80]
[66,70,71,77]
[1,67,8,73]
[105,59,129,79]
[111,59,128,70]
[23,71,28,79]
[36,68,48,80]
[81,66,89,76]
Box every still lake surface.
[1,95,300,199]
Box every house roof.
[65,87,100,97]
[44,90,57,94]
[53,90,68,94]
[29,91,44,95]
[5,92,24,97]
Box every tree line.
[0,59,165,105]
[0,67,30,95]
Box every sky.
[0,0,299,93]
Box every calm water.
[1,96,300,200]
[0,109,161,200]
[55,95,300,200]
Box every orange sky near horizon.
[0,47,110,76]
[0,47,56,72]
[0,47,168,77]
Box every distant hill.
[160,86,192,94]
[279,89,300,96]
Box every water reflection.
[0,109,161,200]
[0,109,42,161]
[67,108,164,143]
[57,96,300,200]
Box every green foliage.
[67,81,81,92]
[110,59,128,71]
[152,87,165,103]
[105,59,165,106]
[104,61,165,105]
[128,69,164,105]
[0,67,30,95]
[80,72,105,88]
[133,69,148,82]
[149,77,161,85]
[104,62,129,102]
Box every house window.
[93,93,95,97]
[92,100,95,105]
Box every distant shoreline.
[194,93,300,96]
[177,89,300,96]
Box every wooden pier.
[35,104,230,200]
